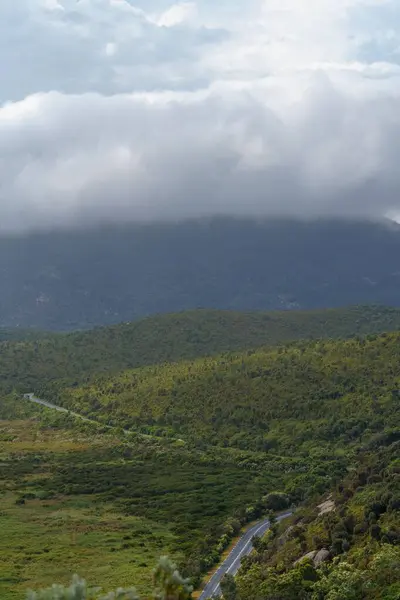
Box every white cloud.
[0,0,400,230]
[155,2,198,27]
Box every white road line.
[199,513,293,599]
[226,522,267,575]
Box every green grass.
[0,493,176,599]
[0,416,180,598]
[0,406,295,598]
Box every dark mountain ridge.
[2,218,400,329]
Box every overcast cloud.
[1,0,400,231]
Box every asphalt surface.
[22,394,183,443]
[23,393,96,424]
[199,512,292,599]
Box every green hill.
[3,305,400,393]
[2,326,400,599]
[42,331,400,458]
[31,330,400,599]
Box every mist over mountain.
[2,217,400,330]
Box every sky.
[1,0,400,231]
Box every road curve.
[199,512,292,599]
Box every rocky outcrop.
[314,548,331,566]
[294,548,331,567]
[276,525,295,547]
[317,495,335,516]
[294,550,317,566]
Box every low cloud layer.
[1,0,400,231]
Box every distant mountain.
[2,218,400,329]
[3,305,400,393]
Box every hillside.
[235,437,400,600]
[40,331,400,456]
[2,330,400,598]
[3,305,400,393]
[3,218,400,330]
[0,394,320,599]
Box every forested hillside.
[2,305,400,393]
[234,437,400,600]
[39,331,400,455]
[2,320,399,599]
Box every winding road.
[198,511,292,599]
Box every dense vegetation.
[3,218,400,329]
[233,434,400,600]
[0,397,299,599]
[3,305,400,393]
[39,332,400,457]
[1,312,399,599]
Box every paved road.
[199,512,292,599]
[23,393,102,425]
[22,394,184,443]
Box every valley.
[0,307,399,599]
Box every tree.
[220,574,238,600]
[153,557,193,600]
[311,561,365,600]
[263,492,290,512]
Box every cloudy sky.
[1,0,400,231]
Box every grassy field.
[0,399,295,598]
[0,417,180,599]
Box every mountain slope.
[3,305,400,392]
[38,331,400,459]
[3,218,400,329]
[3,329,400,599]
[236,437,400,600]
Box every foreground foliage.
[27,558,192,600]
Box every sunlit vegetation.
[39,332,400,459]
[0,399,295,599]
[1,309,399,599]
[2,305,400,393]
[234,436,400,600]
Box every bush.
[26,559,192,600]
